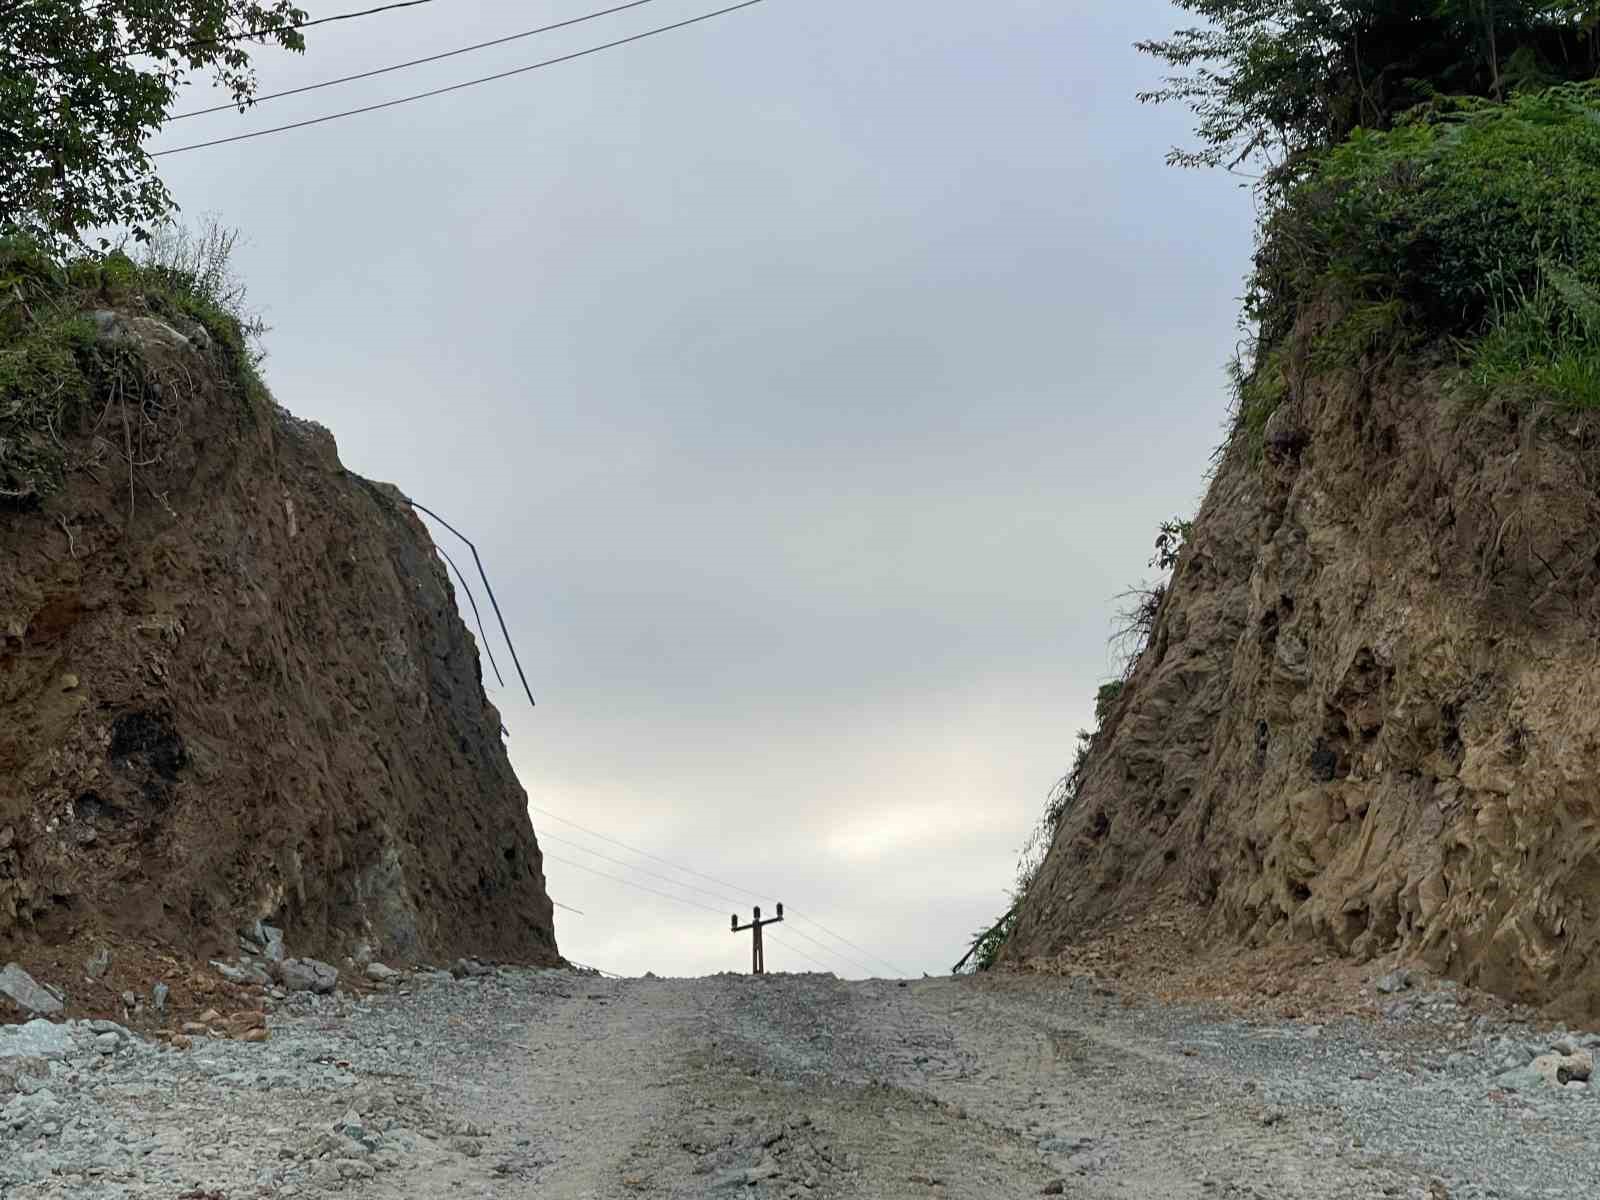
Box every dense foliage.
[1138,0,1600,176]
[1243,82,1600,422]
[1,0,306,245]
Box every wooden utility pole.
[732,903,783,974]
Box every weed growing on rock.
[0,227,268,500]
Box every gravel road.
[3,965,1596,1198]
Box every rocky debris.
[1489,1033,1598,1091]
[678,1110,849,1194]
[83,949,111,981]
[451,957,494,979]
[1375,969,1415,995]
[273,957,338,995]
[211,959,272,987]
[0,967,577,1197]
[0,964,64,1016]
[240,922,286,963]
[1,1019,76,1062]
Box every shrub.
[1252,84,1600,347]
[1235,83,1600,430]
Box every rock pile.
[0,962,566,1197]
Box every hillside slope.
[1006,86,1600,1018]
[0,263,556,994]
[1006,333,1600,1016]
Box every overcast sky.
[154,0,1253,978]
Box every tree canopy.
[1,0,307,246]
[1137,1,1600,176]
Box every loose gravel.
[2,963,1595,1197]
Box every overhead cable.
[27,0,446,70]
[405,497,537,710]
[546,854,836,973]
[543,853,728,916]
[534,803,915,979]
[434,544,505,688]
[150,0,439,58]
[542,828,891,976]
[149,0,770,156]
[539,830,768,911]
[168,0,666,120]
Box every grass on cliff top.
[1234,82,1600,446]
[0,226,267,500]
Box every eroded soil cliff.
[0,305,556,993]
[1008,317,1600,1018]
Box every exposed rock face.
[0,310,556,972]
[1008,330,1600,1017]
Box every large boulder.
[275,957,338,994]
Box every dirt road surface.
[4,967,1595,1198]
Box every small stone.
[213,960,272,987]
[60,673,79,691]
[365,962,401,983]
[152,982,170,1013]
[85,948,112,980]
[0,963,64,1015]
[1042,1183,1066,1197]
[227,1009,265,1032]
[239,1027,270,1044]
[95,1032,119,1055]
[1375,969,1414,995]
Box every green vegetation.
[1,0,307,246]
[1149,518,1194,572]
[993,3,1600,964]
[1235,82,1600,434]
[1138,1,1600,176]
[0,226,267,501]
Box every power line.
[168,0,665,121]
[26,0,444,71]
[152,0,439,58]
[405,497,537,710]
[541,827,896,977]
[434,544,505,688]
[552,898,585,915]
[543,853,729,916]
[530,804,909,976]
[767,920,885,977]
[539,830,763,911]
[149,0,770,156]
[788,912,910,978]
[530,803,768,901]
[763,934,835,974]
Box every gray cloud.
[157,0,1251,977]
